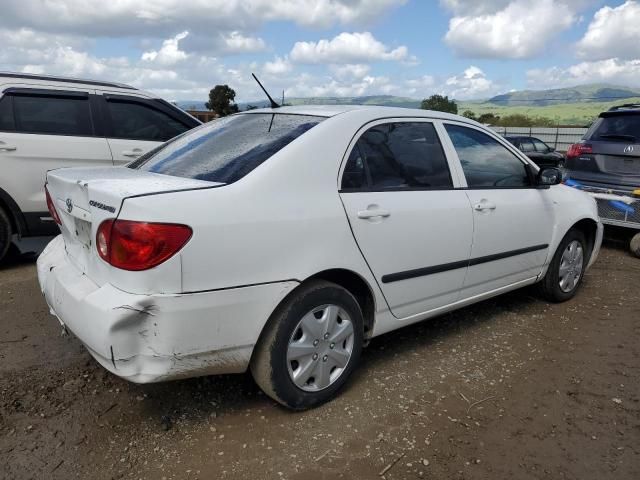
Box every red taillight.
[45,185,61,225]
[566,143,593,159]
[96,220,192,271]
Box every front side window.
[445,124,530,188]
[341,122,452,190]
[130,113,324,184]
[106,100,190,142]
[11,94,92,136]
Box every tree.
[462,110,477,121]
[420,94,458,114]
[478,113,500,125]
[205,85,239,117]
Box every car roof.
[242,104,474,122]
[0,71,147,95]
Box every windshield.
[129,113,324,183]
[588,114,640,142]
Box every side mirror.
[537,167,562,187]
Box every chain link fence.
[491,126,588,153]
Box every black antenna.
[251,73,280,109]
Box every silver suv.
[0,72,201,261]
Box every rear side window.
[532,138,549,152]
[106,100,190,142]
[130,113,323,184]
[587,114,640,142]
[445,124,530,188]
[341,122,452,190]
[519,140,534,152]
[0,96,14,131]
[11,94,92,136]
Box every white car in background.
[0,72,200,261]
[37,105,602,409]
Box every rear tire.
[0,207,12,262]
[251,280,363,410]
[538,229,588,302]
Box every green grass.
[458,97,640,126]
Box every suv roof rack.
[607,103,640,112]
[0,72,137,90]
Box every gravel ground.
[0,237,639,480]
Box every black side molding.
[381,244,549,284]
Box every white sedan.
[37,106,602,409]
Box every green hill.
[487,84,640,107]
[178,84,640,126]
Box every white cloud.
[404,75,436,96]
[444,0,577,59]
[576,1,640,60]
[0,0,406,37]
[285,73,400,98]
[290,32,414,65]
[527,58,640,89]
[142,31,189,66]
[329,64,371,81]
[442,66,497,99]
[440,0,512,16]
[220,31,267,54]
[263,56,293,75]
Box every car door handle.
[0,142,16,152]
[357,209,391,219]
[474,202,497,211]
[122,149,143,158]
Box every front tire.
[0,207,12,262]
[539,229,588,302]
[251,280,363,410]
[630,233,640,259]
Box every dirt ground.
[1,234,639,480]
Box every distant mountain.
[175,84,640,125]
[488,84,640,107]
[177,101,208,110]
[177,95,420,111]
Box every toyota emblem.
[66,198,73,213]
[624,145,634,154]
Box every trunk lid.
[46,166,220,277]
[566,140,640,177]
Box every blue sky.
[1,1,639,102]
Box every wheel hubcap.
[286,304,355,392]
[559,240,584,293]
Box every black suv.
[505,136,564,168]
[565,104,640,192]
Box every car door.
[339,120,473,319]
[0,87,112,231]
[100,94,193,164]
[442,123,555,298]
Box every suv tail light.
[45,185,61,225]
[566,143,593,159]
[96,219,192,271]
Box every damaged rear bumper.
[37,236,299,383]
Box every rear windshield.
[588,114,640,142]
[129,113,324,183]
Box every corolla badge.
[624,145,634,154]
[66,198,73,213]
